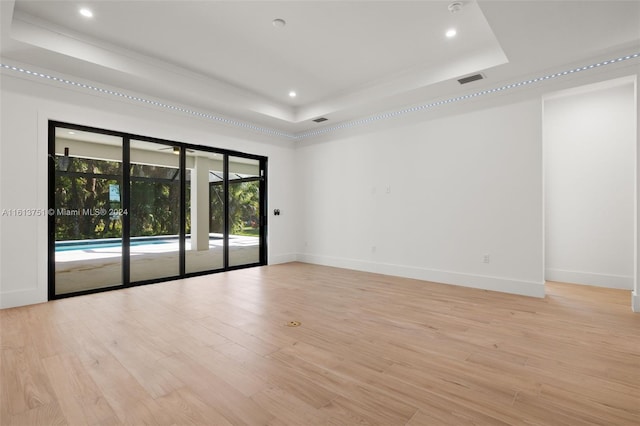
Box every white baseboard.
[0,288,47,309]
[268,253,298,265]
[297,254,545,298]
[633,292,640,313]
[545,269,633,290]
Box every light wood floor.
[1,262,639,425]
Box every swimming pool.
[55,237,174,252]
[55,235,223,252]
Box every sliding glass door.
[129,140,181,283]
[52,127,124,295]
[49,121,267,298]
[228,156,262,267]
[186,150,225,274]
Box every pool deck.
[55,235,257,262]
[54,235,260,294]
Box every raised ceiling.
[2,1,640,136]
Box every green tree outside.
[55,156,260,241]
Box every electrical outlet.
[483,254,491,264]
[372,246,377,253]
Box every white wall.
[295,99,545,297]
[2,65,639,309]
[635,78,640,312]
[0,73,298,309]
[544,79,636,289]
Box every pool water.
[55,239,172,252]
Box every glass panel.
[129,140,180,282]
[52,123,268,298]
[228,156,261,267]
[54,128,123,295]
[185,150,224,273]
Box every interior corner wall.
[295,98,545,297]
[0,74,298,309]
[544,81,635,290]
[635,78,640,312]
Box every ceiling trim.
[0,62,295,139]
[294,52,640,139]
[2,52,639,141]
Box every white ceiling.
[2,1,640,136]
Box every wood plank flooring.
[1,262,639,425]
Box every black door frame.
[48,120,268,299]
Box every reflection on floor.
[54,236,259,295]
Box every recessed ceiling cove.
[2,1,640,136]
[7,1,506,122]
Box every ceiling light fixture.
[446,29,457,38]
[79,8,93,18]
[289,91,297,98]
[59,147,71,172]
[272,18,286,28]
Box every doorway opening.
[543,77,636,293]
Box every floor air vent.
[313,117,328,123]
[458,73,485,85]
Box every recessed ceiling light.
[68,131,75,135]
[79,8,93,18]
[446,29,457,38]
[273,18,286,28]
[289,91,297,98]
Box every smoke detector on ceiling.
[448,2,464,13]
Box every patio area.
[55,235,259,294]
